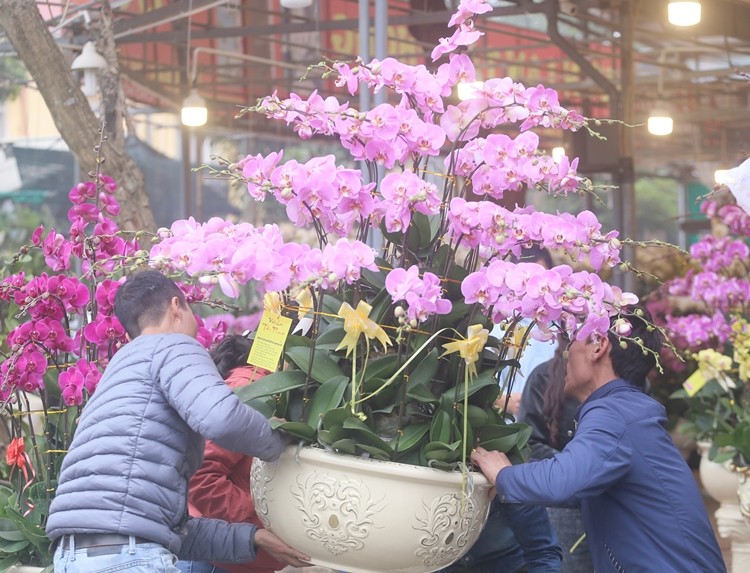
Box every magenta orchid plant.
[148,0,636,468]
[0,169,228,568]
[655,159,750,466]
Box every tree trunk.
[0,0,156,233]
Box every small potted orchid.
[148,1,636,571]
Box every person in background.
[177,333,285,573]
[472,307,726,573]
[47,270,310,573]
[492,246,557,417]
[518,344,593,573]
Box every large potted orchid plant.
[656,159,750,535]
[148,2,635,572]
[0,2,638,573]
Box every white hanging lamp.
[647,103,674,136]
[71,41,108,97]
[280,0,313,8]
[181,88,208,127]
[668,1,701,26]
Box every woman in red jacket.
[177,334,285,573]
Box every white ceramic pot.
[6,566,44,573]
[697,440,742,505]
[251,445,492,573]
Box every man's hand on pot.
[253,529,311,568]
[471,446,513,484]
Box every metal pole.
[373,0,387,106]
[358,0,370,114]
[618,1,636,294]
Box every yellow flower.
[696,349,732,372]
[336,301,391,357]
[263,292,282,315]
[441,324,489,379]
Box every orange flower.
[6,437,25,470]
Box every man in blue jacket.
[47,270,311,573]
[471,308,726,573]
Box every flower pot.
[6,566,44,573]
[697,441,750,572]
[251,445,492,573]
[698,441,742,505]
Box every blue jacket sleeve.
[497,402,632,506]
[177,516,257,562]
[156,335,285,462]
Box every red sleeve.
[189,439,256,524]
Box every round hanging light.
[181,88,207,127]
[668,1,701,27]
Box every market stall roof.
[9,1,750,167]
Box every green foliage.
[0,57,27,102]
[236,287,529,471]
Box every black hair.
[607,306,662,389]
[515,245,553,269]
[542,342,567,448]
[114,270,187,339]
[209,334,252,379]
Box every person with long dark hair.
[519,343,593,573]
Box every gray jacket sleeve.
[156,335,285,461]
[177,517,257,562]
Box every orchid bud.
[394,306,405,318]
[613,318,632,337]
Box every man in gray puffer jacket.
[47,270,311,573]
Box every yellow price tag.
[683,369,707,397]
[246,311,293,372]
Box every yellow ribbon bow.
[295,288,314,320]
[441,324,489,379]
[263,292,283,315]
[336,301,391,357]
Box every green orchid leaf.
[314,326,346,350]
[322,407,350,430]
[317,425,347,446]
[459,404,489,429]
[451,368,500,401]
[478,435,523,453]
[362,377,396,409]
[367,287,394,328]
[0,539,31,553]
[429,410,452,444]
[320,294,344,318]
[269,420,316,441]
[285,346,345,383]
[330,438,358,455]
[0,554,23,572]
[0,528,27,542]
[357,444,392,460]
[306,375,349,427]
[407,350,439,389]
[284,335,312,350]
[342,417,394,455]
[406,383,437,403]
[234,370,308,402]
[395,423,430,452]
[363,354,401,383]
